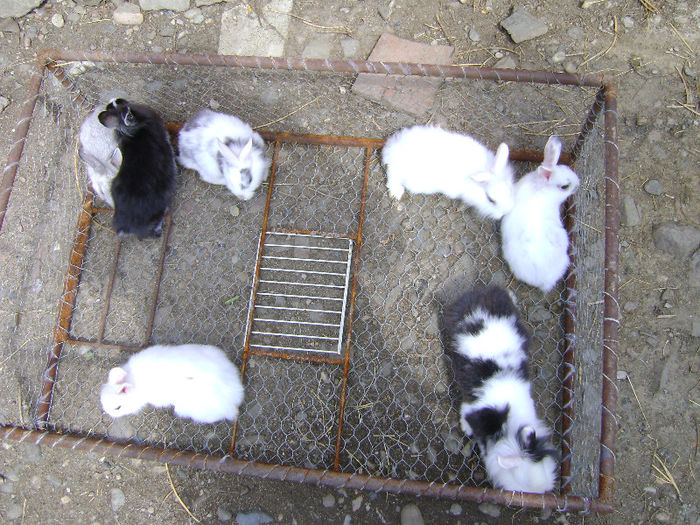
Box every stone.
[110,488,125,511]
[644,179,664,195]
[400,503,425,525]
[655,512,671,524]
[692,320,700,338]
[652,222,700,259]
[217,506,233,522]
[5,503,23,520]
[235,511,274,525]
[552,50,566,63]
[340,38,360,58]
[493,55,517,69]
[352,33,454,117]
[449,503,462,516]
[0,18,21,32]
[468,28,481,42]
[0,0,43,18]
[500,7,548,43]
[683,64,696,79]
[690,250,700,287]
[322,494,336,508]
[23,443,42,463]
[184,7,202,19]
[621,195,641,227]
[617,370,628,380]
[113,3,144,25]
[0,95,9,113]
[139,0,190,11]
[377,5,392,21]
[621,16,635,28]
[218,0,292,57]
[159,24,175,36]
[478,502,501,518]
[302,35,333,59]
[51,13,65,28]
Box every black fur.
[517,426,558,462]
[98,99,176,239]
[465,405,509,444]
[446,350,501,402]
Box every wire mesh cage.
[0,50,619,512]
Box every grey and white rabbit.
[501,136,580,293]
[100,344,244,424]
[382,125,515,219]
[442,286,557,493]
[98,99,177,239]
[79,106,122,207]
[177,109,270,201]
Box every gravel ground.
[0,1,699,524]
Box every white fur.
[178,109,270,200]
[382,125,515,219]
[453,309,527,370]
[501,136,580,293]
[79,106,122,207]
[459,372,557,493]
[100,344,244,424]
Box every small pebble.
[229,205,240,217]
[552,50,566,63]
[621,16,635,28]
[478,502,501,518]
[683,64,696,79]
[400,503,425,525]
[110,488,125,512]
[468,28,481,42]
[60,495,71,504]
[564,61,578,74]
[51,13,65,28]
[644,179,664,196]
[655,511,671,524]
[617,370,628,380]
[217,505,233,522]
[0,95,9,113]
[322,494,336,508]
[351,495,362,512]
[449,503,462,516]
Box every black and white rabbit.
[98,99,176,238]
[442,286,557,493]
[177,109,270,201]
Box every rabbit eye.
[486,195,496,205]
[114,405,122,411]
[559,183,570,191]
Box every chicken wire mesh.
[0,51,618,511]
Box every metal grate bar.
[260,267,347,277]
[257,292,344,302]
[253,318,342,329]
[258,279,346,289]
[256,305,341,315]
[262,255,349,265]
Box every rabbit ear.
[497,454,523,470]
[217,139,240,164]
[538,136,561,180]
[492,143,510,173]
[98,111,120,129]
[108,367,128,385]
[239,138,253,161]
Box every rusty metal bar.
[597,81,620,506]
[570,86,606,165]
[36,193,94,427]
[0,425,612,512]
[145,213,173,343]
[248,348,344,366]
[0,64,44,234]
[333,146,372,470]
[230,139,282,456]
[37,48,606,88]
[268,227,357,241]
[98,238,121,344]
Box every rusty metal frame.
[0,50,618,513]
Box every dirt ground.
[0,1,698,524]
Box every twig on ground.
[579,16,618,69]
[21,498,26,525]
[626,376,649,426]
[92,218,116,235]
[266,8,350,34]
[253,96,322,130]
[638,0,658,13]
[435,14,455,47]
[652,453,682,499]
[166,463,201,523]
[669,23,694,53]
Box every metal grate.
[0,50,619,512]
[248,232,353,356]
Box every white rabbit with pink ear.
[381,125,515,219]
[501,136,580,293]
[177,109,270,201]
[100,344,244,424]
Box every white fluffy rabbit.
[100,344,244,424]
[177,109,270,201]
[382,125,515,219]
[79,106,122,207]
[443,286,558,493]
[501,136,580,293]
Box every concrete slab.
[352,33,453,117]
[218,0,292,57]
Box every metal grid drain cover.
[247,231,353,356]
